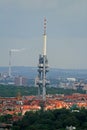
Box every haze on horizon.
[0,0,87,69]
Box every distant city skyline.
[0,0,87,69]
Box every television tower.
[36,18,49,101]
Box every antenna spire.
[44,17,47,35]
[43,17,47,56]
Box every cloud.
[0,0,57,10]
[0,0,87,40]
[0,0,87,11]
[1,0,87,18]
[16,0,57,10]
[47,37,87,69]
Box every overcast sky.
[0,0,87,69]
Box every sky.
[0,0,87,69]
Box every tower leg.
[38,85,40,97]
[43,86,46,101]
[42,55,46,101]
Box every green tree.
[0,114,12,123]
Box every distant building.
[14,76,27,86]
[66,126,76,130]
[67,78,76,82]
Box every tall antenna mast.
[36,18,50,101]
[43,17,47,56]
[44,17,46,35]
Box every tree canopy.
[12,108,87,130]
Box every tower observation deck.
[36,18,50,101]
